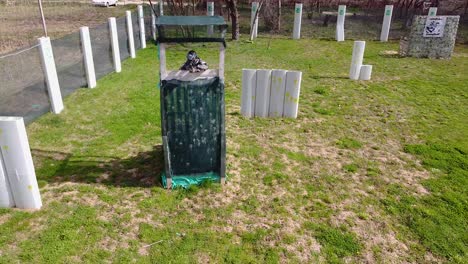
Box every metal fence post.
[207,2,214,35]
[109,17,121,72]
[151,4,157,41]
[0,117,42,209]
[126,11,136,58]
[138,5,146,48]
[38,37,64,114]
[80,27,97,88]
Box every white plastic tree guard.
[269,70,287,117]
[0,154,15,208]
[251,2,259,39]
[241,69,302,119]
[336,5,346,42]
[380,5,393,42]
[126,11,136,59]
[428,7,437,16]
[283,71,302,118]
[38,37,64,114]
[151,4,157,40]
[254,69,272,118]
[138,5,146,49]
[241,69,256,118]
[0,117,42,209]
[359,65,373,81]
[349,41,366,80]
[108,17,121,72]
[80,27,97,89]
[293,3,303,39]
[207,2,214,35]
[159,0,164,16]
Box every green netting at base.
[161,172,221,189]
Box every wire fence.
[0,5,153,124]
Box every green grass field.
[0,37,467,263]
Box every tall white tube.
[380,5,393,42]
[151,4,157,40]
[336,5,346,42]
[159,0,164,16]
[254,69,272,118]
[126,11,136,59]
[138,5,146,49]
[207,2,214,35]
[283,71,302,118]
[349,41,366,80]
[0,117,42,209]
[0,153,15,208]
[109,17,121,72]
[241,69,257,118]
[80,27,96,89]
[251,2,259,39]
[293,3,303,39]
[428,7,437,16]
[269,69,287,118]
[38,37,64,114]
[359,65,373,81]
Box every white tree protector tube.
[283,71,302,118]
[293,3,303,39]
[380,5,393,42]
[359,65,373,80]
[336,5,346,42]
[428,7,437,16]
[254,69,272,117]
[241,69,257,118]
[0,153,15,208]
[269,69,287,117]
[349,41,366,80]
[207,2,214,35]
[251,2,259,39]
[0,117,42,209]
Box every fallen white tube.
[283,71,302,118]
[380,5,393,42]
[293,3,303,39]
[336,5,346,42]
[349,41,366,80]
[241,69,257,118]
[0,153,15,208]
[269,70,287,117]
[255,69,272,117]
[359,65,373,81]
[0,117,42,209]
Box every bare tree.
[225,0,240,40]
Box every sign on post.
[423,16,446,38]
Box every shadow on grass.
[32,145,165,188]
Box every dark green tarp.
[161,77,225,186]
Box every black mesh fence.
[132,11,142,50]
[0,45,51,124]
[116,16,131,61]
[90,22,114,80]
[144,6,154,42]
[52,32,87,98]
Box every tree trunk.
[226,0,239,40]
[277,0,281,31]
